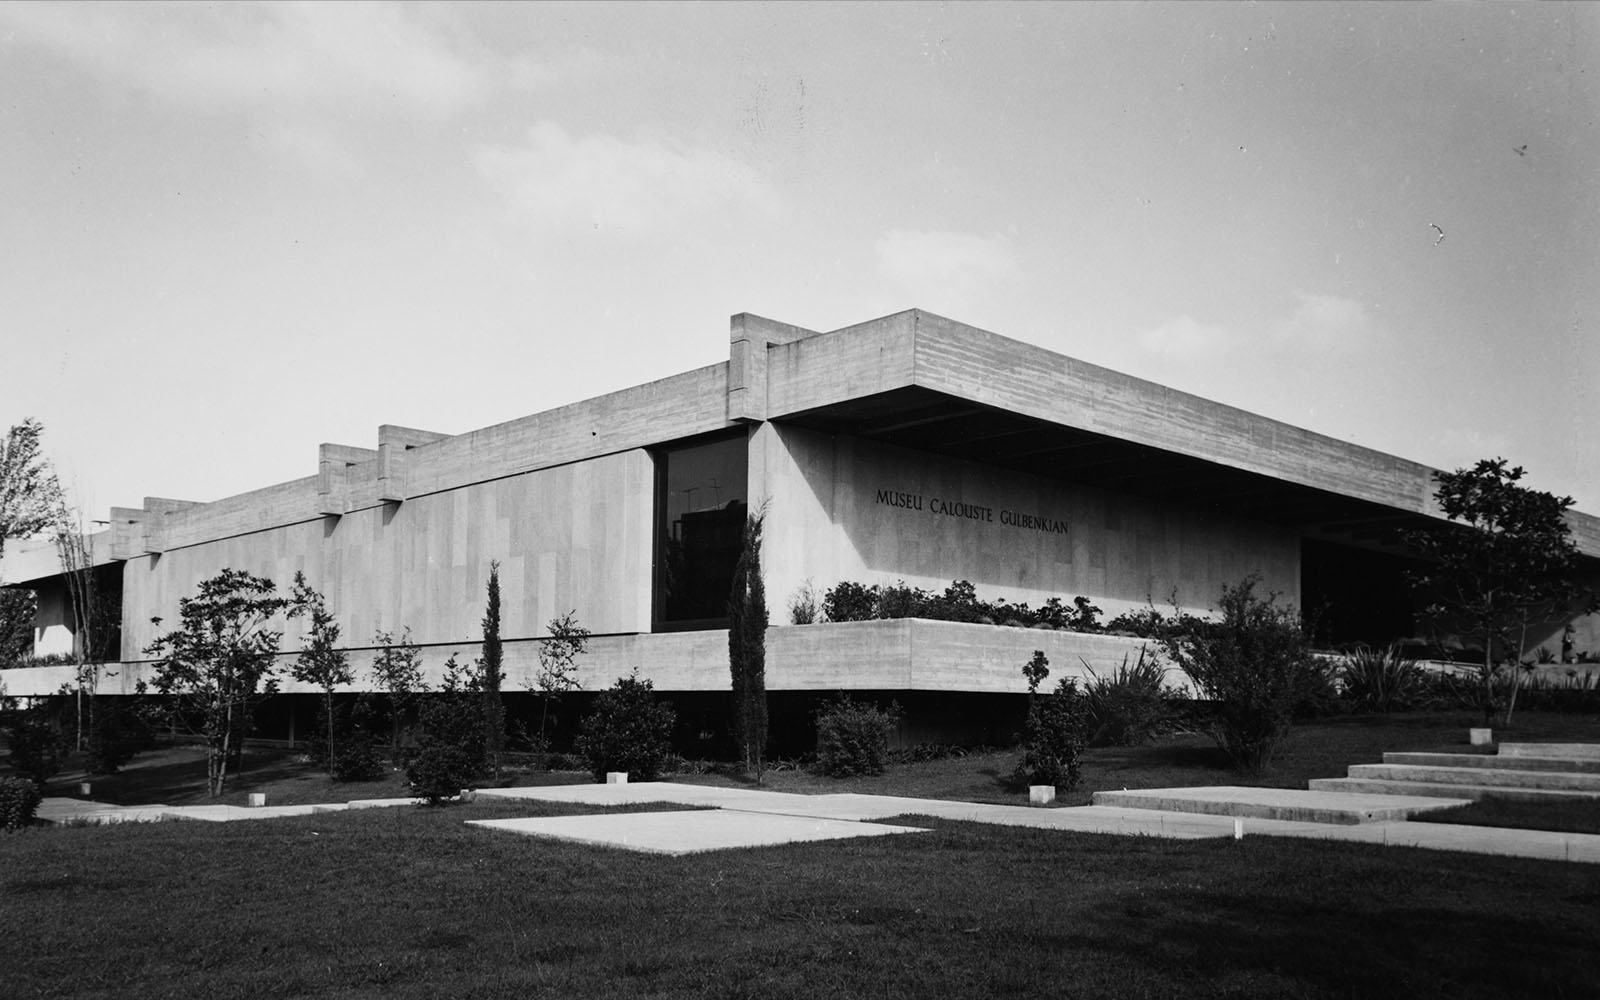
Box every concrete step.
[1385,751,1600,775]
[1498,743,1600,761]
[1090,786,1468,825]
[1309,776,1600,803]
[1349,763,1600,792]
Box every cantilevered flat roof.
[761,309,1600,559]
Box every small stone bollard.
[458,789,476,803]
[1469,728,1493,746]
[1233,818,1244,840]
[1028,785,1055,806]
[78,782,92,797]
[606,772,629,785]
[248,793,267,807]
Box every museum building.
[4,310,1598,747]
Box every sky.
[2,1,1596,525]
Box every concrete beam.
[376,426,451,503]
[727,313,818,423]
[317,444,375,517]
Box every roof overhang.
[762,310,1600,561]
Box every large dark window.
[653,432,748,630]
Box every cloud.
[1134,315,1235,362]
[873,230,1018,312]
[2,3,526,119]
[1273,292,1380,354]
[1135,292,1382,368]
[473,123,785,237]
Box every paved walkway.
[35,782,1600,864]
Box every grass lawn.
[1416,797,1600,836]
[681,710,1600,810]
[36,745,592,808]
[5,711,1598,997]
[29,710,1599,826]
[2,798,1598,999]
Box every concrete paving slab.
[1500,743,1600,760]
[467,809,928,855]
[159,804,332,822]
[477,782,817,813]
[1092,785,1470,824]
[1349,762,1600,792]
[1384,752,1600,775]
[1309,776,1600,803]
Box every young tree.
[0,418,63,561]
[55,514,99,752]
[145,569,292,796]
[1409,459,1597,723]
[727,509,768,780]
[479,561,506,779]
[290,573,352,775]
[534,610,589,743]
[370,626,426,758]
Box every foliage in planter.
[1011,651,1088,792]
[1156,577,1322,774]
[1104,606,1169,638]
[1338,644,1427,713]
[0,775,42,831]
[822,581,879,623]
[575,672,676,782]
[787,580,820,625]
[814,697,900,777]
[817,579,1107,632]
[1081,646,1182,747]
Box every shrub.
[4,712,68,784]
[1157,577,1321,773]
[415,655,487,775]
[1082,646,1180,747]
[575,673,676,782]
[823,581,878,622]
[1011,651,1088,791]
[406,745,477,805]
[1105,606,1167,638]
[788,580,820,625]
[926,580,984,623]
[1013,678,1088,791]
[0,776,42,831]
[1339,644,1426,713]
[875,582,926,620]
[1067,596,1104,633]
[814,697,900,777]
[332,736,388,783]
[86,697,158,776]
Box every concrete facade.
[4,309,1598,714]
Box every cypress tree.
[480,561,505,779]
[728,510,768,780]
